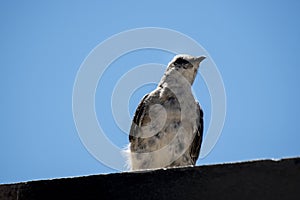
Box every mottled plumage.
[128,54,205,170]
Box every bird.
[127,54,205,170]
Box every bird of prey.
[128,54,205,170]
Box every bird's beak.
[195,56,206,63]
[194,56,206,68]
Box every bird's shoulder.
[129,89,162,142]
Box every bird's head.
[166,54,206,85]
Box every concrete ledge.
[1,157,300,200]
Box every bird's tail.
[121,143,132,171]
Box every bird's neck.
[158,70,194,90]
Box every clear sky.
[1,0,300,184]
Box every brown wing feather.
[190,102,204,164]
[129,94,149,142]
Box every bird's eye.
[174,58,190,65]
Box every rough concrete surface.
[0,157,299,200]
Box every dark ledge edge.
[1,157,300,200]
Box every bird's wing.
[129,93,150,142]
[190,102,204,164]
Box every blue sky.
[1,0,300,184]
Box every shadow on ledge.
[1,157,300,200]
